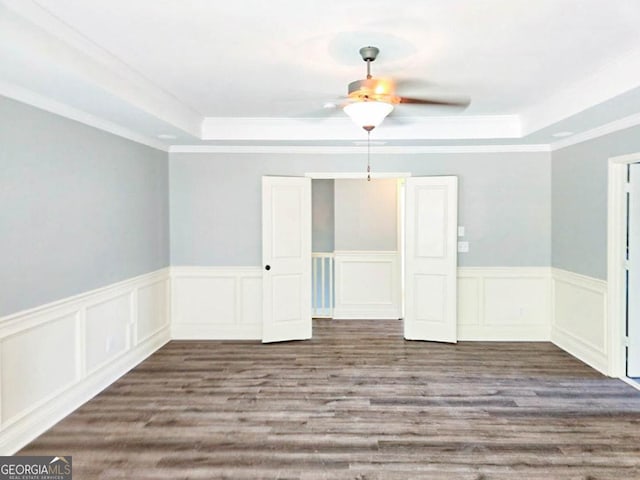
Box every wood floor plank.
[18,319,640,479]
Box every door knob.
[265,265,271,271]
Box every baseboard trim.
[458,325,550,341]
[171,324,261,340]
[551,325,608,375]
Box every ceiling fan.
[337,46,470,131]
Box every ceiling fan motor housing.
[359,46,379,62]
[348,78,398,104]
[348,79,376,96]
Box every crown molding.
[551,111,640,152]
[200,115,522,141]
[0,80,169,152]
[1,0,203,137]
[521,46,640,136]
[169,144,550,154]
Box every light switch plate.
[458,226,465,237]
[457,241,469,253]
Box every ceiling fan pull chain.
[367,130,371,181]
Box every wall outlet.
[457,241,469,253]
[458,226,465,237]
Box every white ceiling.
[2,0,640,149]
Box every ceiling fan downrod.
[359,46,379,80]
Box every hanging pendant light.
[343,101,394,132]
[343,101,392,182]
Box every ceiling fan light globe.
[343,101,394,130]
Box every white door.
[404,176,458,342]
[628,163,640,376]
[262,176,312,343]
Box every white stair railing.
[312,252,334,318]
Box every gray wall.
[0,96,169,316]
[312,179,334,252]
[334,178,397,251]
[552,124,640,280]
[170,151,551,267]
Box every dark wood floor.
[19,320,640,479]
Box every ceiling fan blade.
[398,95,470,108]
[394,78,435,91]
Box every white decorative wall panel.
[1,314,77,426]
[457,268,551,340]
[484,278,549,327]
[240,277,262,326]
[0,269,170,455]
[173,276,237,325]
[137,280,169,344]
[551,268,608,374]
[171,267,263,339]
[333,252,401,320]
[457,277,480,326]
[85,293,130,374]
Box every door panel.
[414,274,446,323]
[416,187,447,258]
[262,176,312,343]
[628,164,640,376]
[404,176,458,343]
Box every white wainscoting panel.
[333,251,401,320]
[1,314,78,427]
[137,280,169,345]
[0,263,613,455]
[0,269,170,455]
[457,267,551,340]
[85,293,131,375]
[551,268,608,375]
[171,267,263,340]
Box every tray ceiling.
[2,0,640,149]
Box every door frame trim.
[608,153,640,377]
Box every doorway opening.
[261,173,458,344]
[311,177,405,321]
